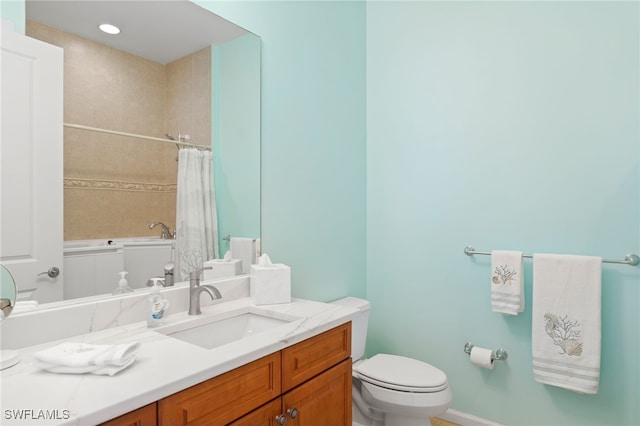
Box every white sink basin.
[157,309,299,350]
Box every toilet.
[332,297,452,426]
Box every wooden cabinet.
[111,322,351,426]
[282,322,351,391]
[99,403,157,426]
[281,358,352,426]
[158,352,281,425]
[230,359,352,426]
[161,322,351,426]
[227,399,282,426]
[230,323,352,426]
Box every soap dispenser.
[112,271,134,295]
[147,278,168,328]
[164,262,174,287]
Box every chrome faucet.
[149,222,173,239]
[188,268,222,315]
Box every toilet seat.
[355,354,448,393]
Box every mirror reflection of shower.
[14,0,261,306]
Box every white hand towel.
[490,250,524,315]
[35,358,136,376]
[230,237,256,274]
[33,342,140,376]
[532,254,601,394]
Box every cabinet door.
[158,352,281,425]
[282,358,352,426]
[228,398,283,426]
[99,403,157,426]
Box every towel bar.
[464,246,639,266]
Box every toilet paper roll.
[470,346,494,370]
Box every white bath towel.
[230,237,256,274]
[532,254,602,394]
[33,341,140,376]
[490,250,524,315]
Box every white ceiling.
[26,0,249,64]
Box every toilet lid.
[355,354,448,392]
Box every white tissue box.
[250,264,291,305]
[203,259,242,280]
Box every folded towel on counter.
[490,250,524,315]
[532,254,602,394]
[33,341,140,376]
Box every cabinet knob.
[275,414,287,425]
[287,408,299,419]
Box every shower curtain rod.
[63,123,212,151]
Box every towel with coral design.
[532,254,602,394]
[490,250,524,315]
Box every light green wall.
[198,1,367,301]
[212,33,261,256]
[367,2,639,425]
[0,0,25,33]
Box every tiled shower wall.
[26,20,211,240]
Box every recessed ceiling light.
[98,24,120,35]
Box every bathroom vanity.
[103,322,351,426]
[0,294,357,426]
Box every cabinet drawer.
[158,352,281,426]
[282,322,351,391]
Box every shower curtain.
[175,148,219,282]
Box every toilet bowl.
[332,297,452,426]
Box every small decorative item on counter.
[147,278,169,327]
[250,253,291,305]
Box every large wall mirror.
[13,0,260,307]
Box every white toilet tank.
[331,297,370,361]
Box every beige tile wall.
[166,48,212,148]
[26,21,211,240]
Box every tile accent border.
[64,178,177,192]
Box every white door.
[0,26,64,303]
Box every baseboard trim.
[440,409,506,426]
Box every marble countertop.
[0,297,358,426]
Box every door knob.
[287,408,299,419]
[275,414,287,425]
[38,267,60,278]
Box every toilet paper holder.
[464,342,508,361]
